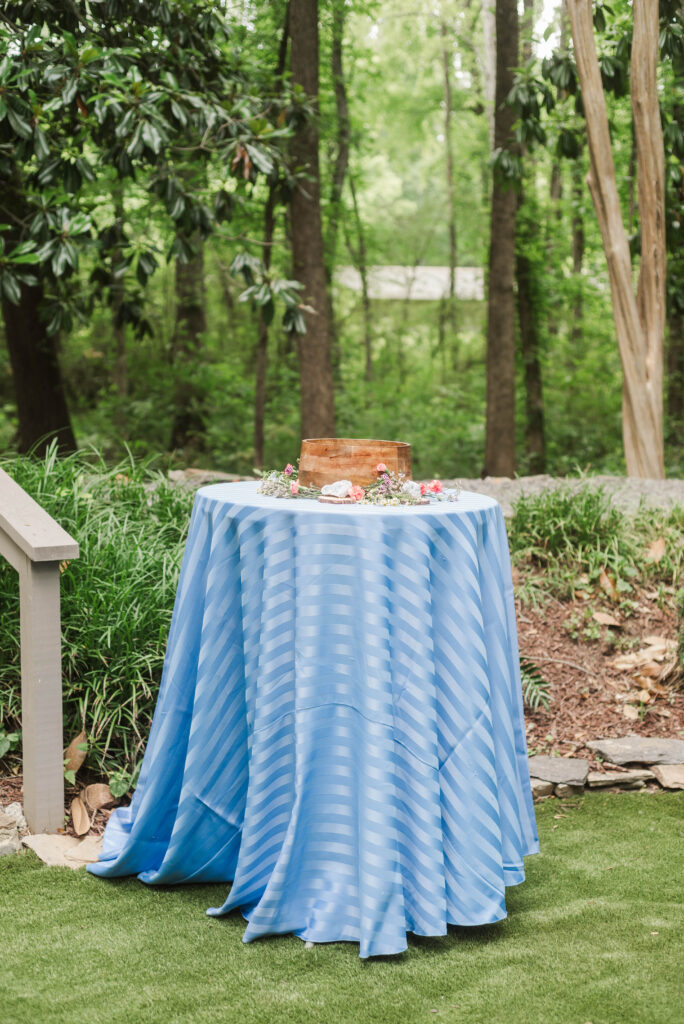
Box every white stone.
[321,480,353,498]
[0,812,21,857]
[4,802,27,832]
[401,481,422,499]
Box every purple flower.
[284,464,294,476]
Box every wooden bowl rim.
[301,438,410,448]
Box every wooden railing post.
[0,467,78,834]
[19,559,65,833]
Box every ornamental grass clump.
[0,444,194,777]
[508,485,633,574]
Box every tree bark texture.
[568,0,665,478]
[169,239,207,451]
[484,0,518,477]
[2,284,76,454]
[290,0,336,439]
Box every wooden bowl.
[298,438,412,488]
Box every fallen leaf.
[637,661,663,678]
[622,705,640,720]
[599,569,619,602]
[70,796,90,837]
[593,611,622,628]
[645,537,666,562]
[63,731,87,775]
[83,783,115,812]
[636,689,651,704]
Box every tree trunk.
[347,174,373,383]
[666,29,684,435]
[254,193,276,469]
[570,158,584,347]
[169,239,207,452]
[484,0,518,477]
[516,237,546,473]
[111,185,128,438]
[290,0,336,439]
[440,18,457,338]
[325,0,351,381]
[515,0,545,473]
[568,0,665,478]
[253,2,290,468]
[2,284,76,454]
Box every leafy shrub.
[0,445,194,775]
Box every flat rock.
[528,755,589,786]
[587,736,684,766]
[22,833,103,868]
[587,769,654,788]
[554,783,585,798]
[531,778,554,799]
[650,764,684,790]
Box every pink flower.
[428,479,443,494]
[290,480,299,495]
[420,482,427,496]
[376,463,387,473]
[350,485,365,502]
[284,464,294,476]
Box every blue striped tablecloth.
[88,481,538,957]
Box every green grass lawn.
[1,792,682,1024]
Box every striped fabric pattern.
[88,482,539,958]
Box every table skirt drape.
[89,483,538,958]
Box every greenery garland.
[257,463,462,505]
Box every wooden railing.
[0,468,79,833]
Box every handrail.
[0,466,79,834]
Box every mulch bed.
[518,582,683,769]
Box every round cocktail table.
[89,481,538,957]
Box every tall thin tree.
[484,0,519,476]
[290,0,336,438]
